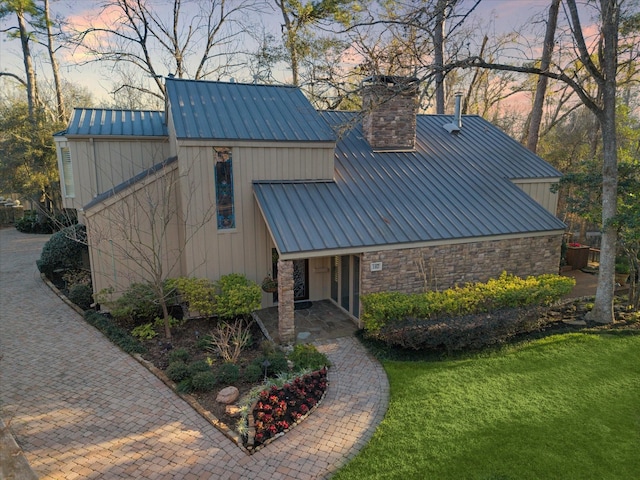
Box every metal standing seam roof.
[165,77,336,142]
[253,111,566,256]
[65,108,168,137]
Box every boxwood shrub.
[67,284,94,310]
[36,224,87,276]
[361,272,575,334]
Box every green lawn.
[334,333,640,480]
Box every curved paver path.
[0,228,389,479]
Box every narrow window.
[214,147,234,229]
[61,147,75,198]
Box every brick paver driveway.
[0,228,388,479]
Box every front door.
[293,259,309,301]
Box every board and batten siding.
[85,162,182,296]
[512,179,559,215]
[62,137,169,211]
[177,141,334,305]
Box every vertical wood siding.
[67,138,169,210]
[85,163,182,296]
[514,181,559,215]
[178,143,334,305]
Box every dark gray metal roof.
[165,78,336,142]
[66,108,167,137]
[84,156,178,211]
[253,112,565,256]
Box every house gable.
[56,108,170,213]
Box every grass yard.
[333,332,640,480]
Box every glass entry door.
[330,255,360,318]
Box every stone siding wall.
[361,235,562,295]
[277,259,295,344]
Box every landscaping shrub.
[191,371,218,392]
[252,351,288,377]
[215,274,261,319]
[166,361,190,382]
[84,311,146,354]
[62,269,91,289]
[188,360,211,375]
[169,348,190,363]
[36,224,87,276]
[176,378,193,394]
[169,276,217,317]
[361,272,575,334]
[207,319,253,363]
[216,362,240,384]
[131,323,158,340]
[97,282,162,325]
[243,363,264,383]
[67,284,93,310]
[15,209,77,234]
[197,334,212,351]
[375,306,550,352]
[288,344,331,371]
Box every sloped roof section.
[254,112,565,256]
[165,78,336,142]
[66,108,167,137]
[84,156,178,211]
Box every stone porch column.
[277,259,295,344]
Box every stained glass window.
[214,148,234,229]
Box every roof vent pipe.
[443,92,463,133]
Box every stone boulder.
[216,386,239,404]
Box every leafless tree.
[85,158,217,340]
[445,0,639,323]
[73,0,259,104]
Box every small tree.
[85,158,216,340]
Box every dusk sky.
[0,0,578,104]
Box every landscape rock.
[225,405,242,417]
[216,386,239,404]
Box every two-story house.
[54,76,566,343]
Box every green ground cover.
[334,332,640,480]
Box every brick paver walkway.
[0,228,389,479]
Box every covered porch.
[253,299,359,344]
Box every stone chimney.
[362,76,420,151]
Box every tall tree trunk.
[16,6,38,121]
[526,0,560,153]
[42,0,66,122]
[586,0,619,324]
[433,0,447,114]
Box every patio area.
[253,299,359,344]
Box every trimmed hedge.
[361,272,575,334]
[375,306,550,352]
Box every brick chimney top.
[361,76,420,152]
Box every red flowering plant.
[250,366,328,447]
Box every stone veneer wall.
[362,80,418,151]
[361,234,563,295]
[277,259,295,344]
